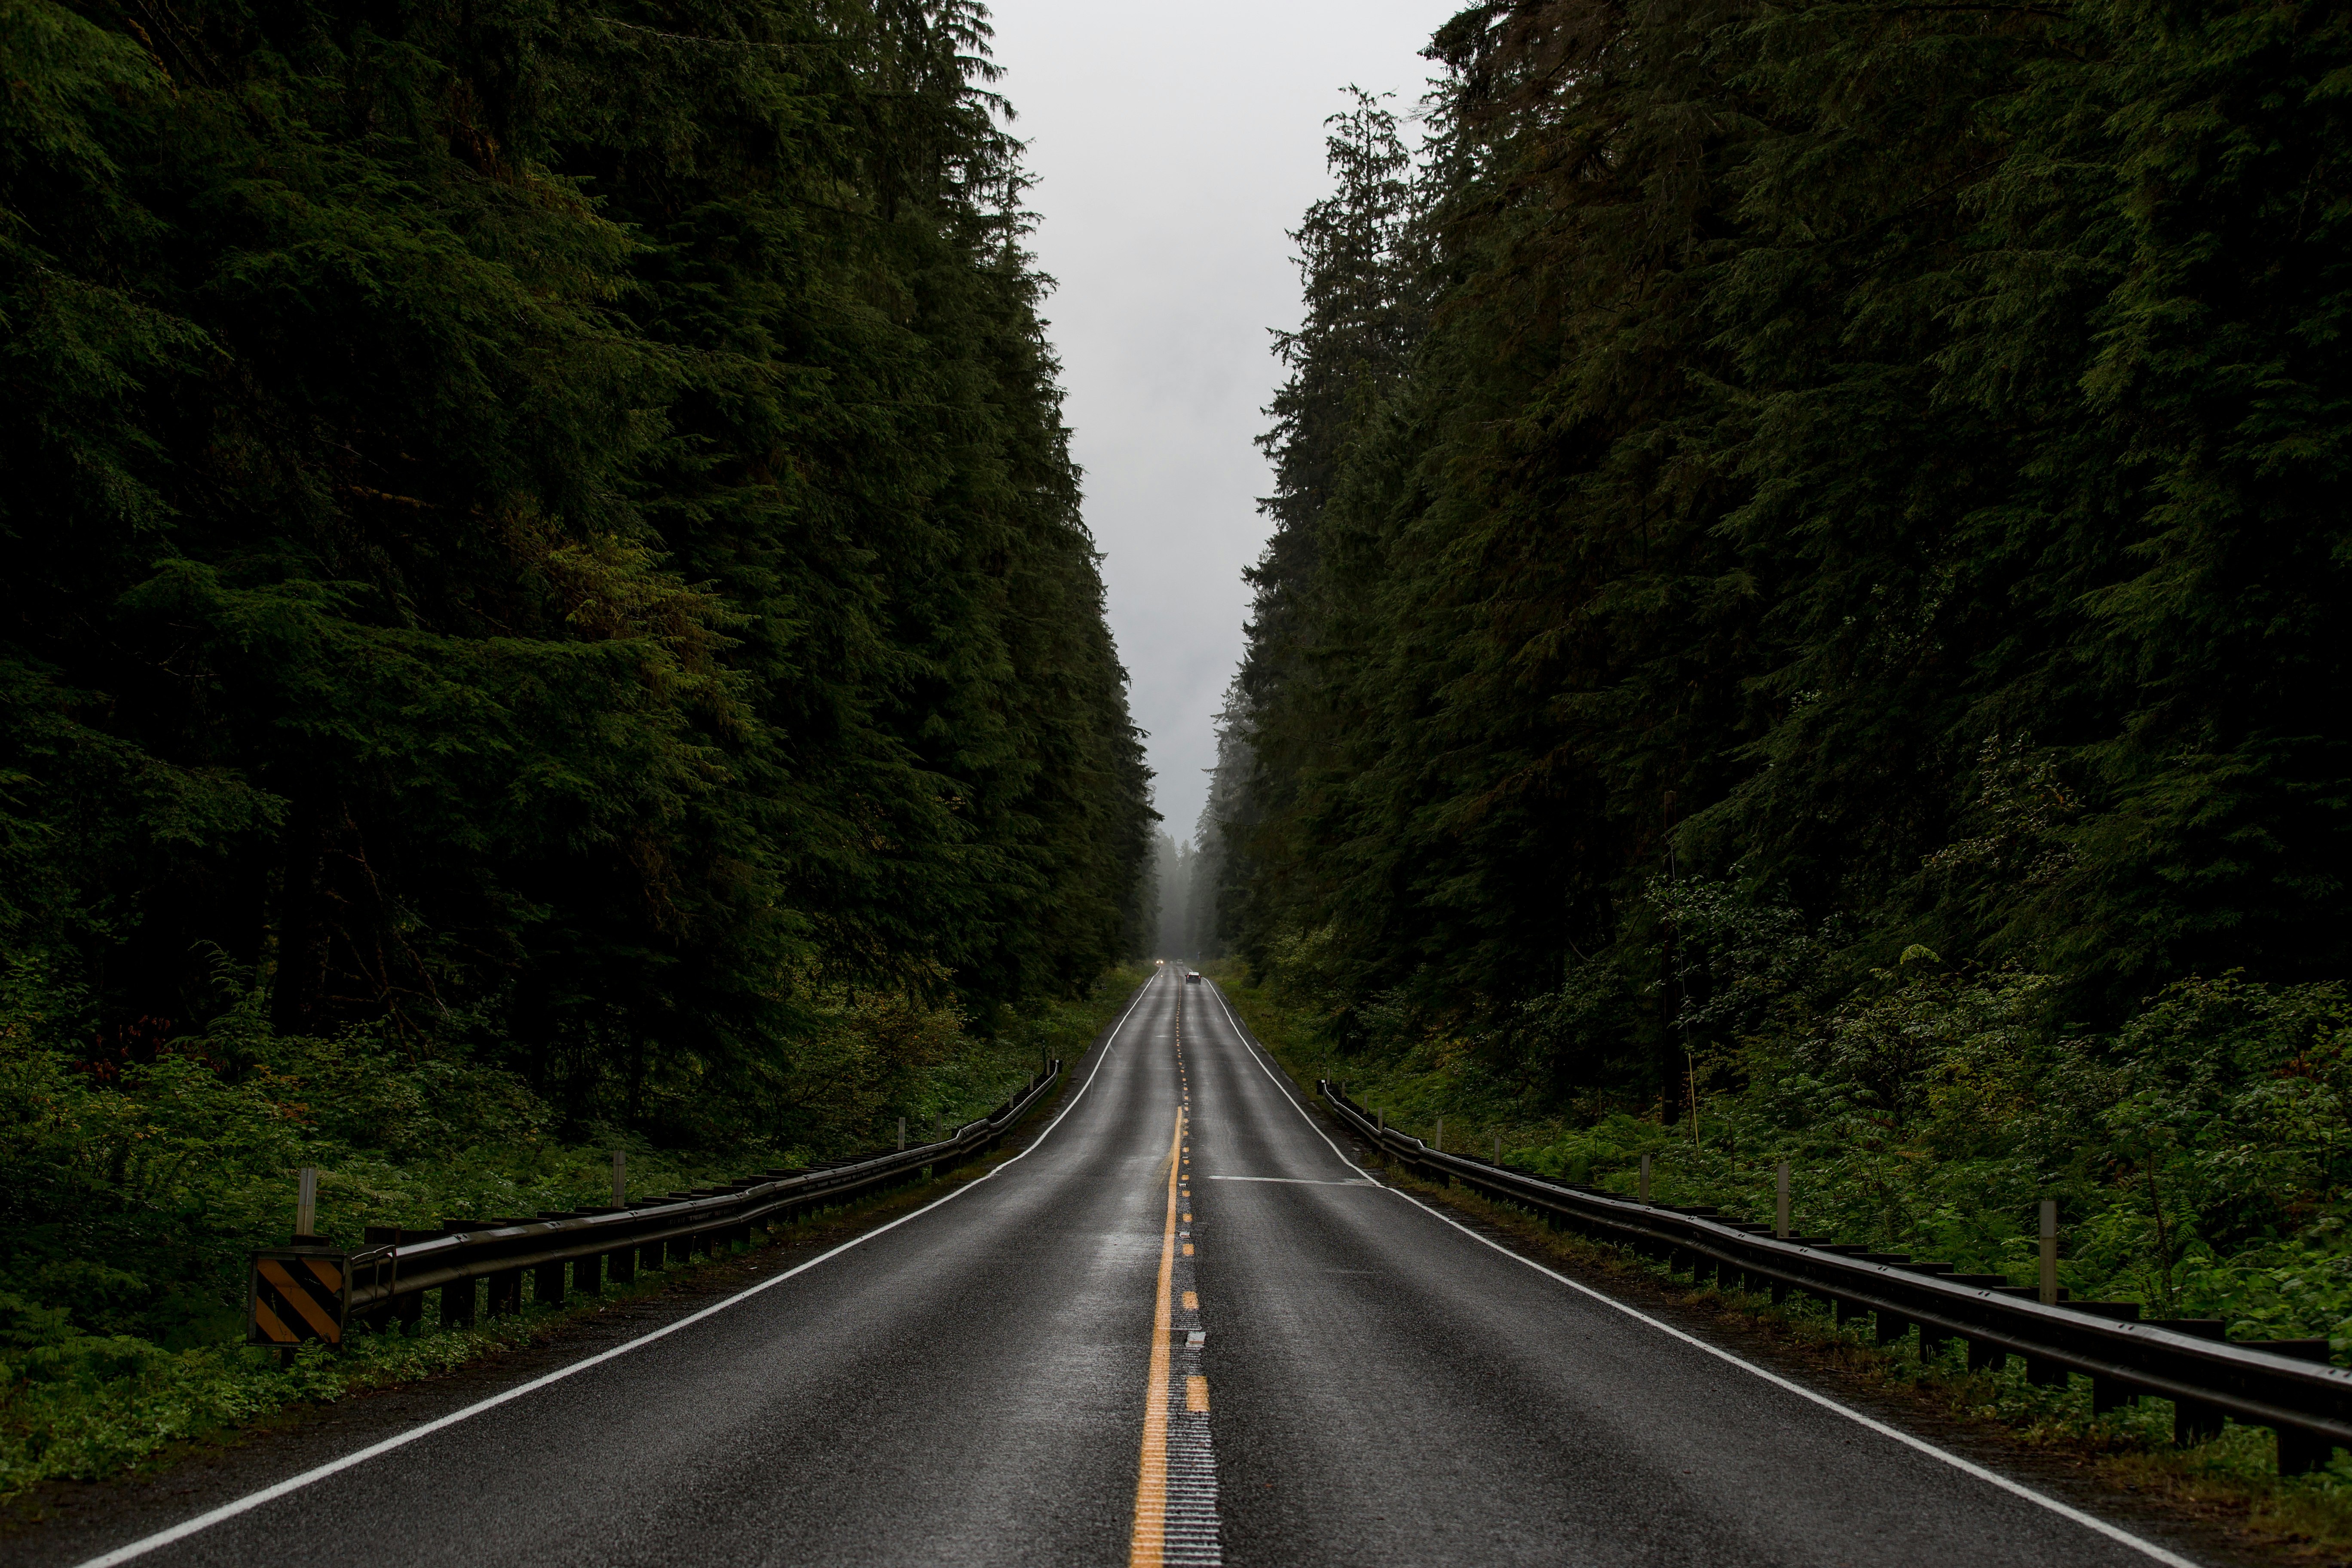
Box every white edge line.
[1200,982,2202,1568]
[72,971,1167,1568]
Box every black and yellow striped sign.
[248,1249,351,1347]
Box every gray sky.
[987,0,1452,840]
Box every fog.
[987,0,1454,839]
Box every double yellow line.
[1128,1104,1185,1567]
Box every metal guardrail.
[248,1059,1065,1351]
[1314,1078,2352,1474]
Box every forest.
[0,0,1152,1471]
[1208,0,2352,1331]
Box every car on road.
[1186,971,1202,983]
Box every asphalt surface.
[25,966,2211,1568]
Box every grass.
[1210,964,2352,1565]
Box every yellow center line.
[1129,1103,1185,1568]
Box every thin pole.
[295,1167,318,1239]
[898,1117,906,1152]
[611,1149,627,1207]
[1638,1153,1652,1205]
[1689,1054,1701,1148]
[1775,1161,1791,1238]
[1435,1115,1444,1153]
[1494,1130,1502,1166]
[2040,1200,2059,1305]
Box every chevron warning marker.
[249,1249,352,1347]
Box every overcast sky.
[986,0,1452,840]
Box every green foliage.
[0,0,1157,1470]
[0,956,1129,1344]
[1239,954,2352,1352]
[0,0,1152,1129]
[1212,0,2352,1117]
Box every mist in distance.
[988,0,1453,842]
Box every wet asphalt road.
[29,966,2200,1568]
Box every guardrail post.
[1775,1162,1790,1239]
[1493,1131,1502,1166]
[899,1117,906,1152]
[1435,1116,1443,1153]
[2038,1200,2058,1305]
[2150,1319,2229,1443]
[487,1265,522,1318]
[2248,1340,2337,1472]
[1638,1154,1651,1205]
[611,1149,626,1207]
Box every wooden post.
[294,1167,319,1239]
[1639,1153,1652,1205]
[898,1117,906,1152]
[2039,1200,2058,1305]
[611,1150,626,1207]
[1776,1161,1791,1239]
[1435,1116,1444,1153]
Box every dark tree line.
[1214,2,2352,1103]
[0,0,1154,1129]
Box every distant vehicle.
[1186,971,1203,984]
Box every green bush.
[1237,952,2352,1351]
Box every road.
[45,966,2202,1568]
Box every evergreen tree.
[0,0,1152,1133]
[1215,1,2352,1102]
